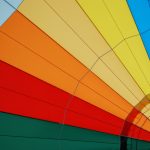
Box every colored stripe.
[0,113,149,146]
[0,112,121,146]
[0,11,133,120]
[122,95,150,143]
[0,60,122,135]
[0,112,150,150]
[16,0,145,105]
[77,0,150,96]
[0,60,150,138]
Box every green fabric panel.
[0,112,119,143]
[60,124,120,143]
[0,113,149,150]
[60,140,120,150]
[2,136,150,150]
[137,140,150,150]
[1,136,149,150]
[0,136,59,150]
[0,136,121,150]
[125,137,150,150]
[0,112,61,139]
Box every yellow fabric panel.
[18,0,145,104]
[77,0,150,95]
[126,36,150,85]
[92,59,139,106]
[45,0,145,102]
[18,0,97,68]
[77,0,123,47]
[103,0,138,38]
[44,0,111,57]
[114,42,150,94]
[101,51,144,101]
[142,104,150,118]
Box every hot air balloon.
[0,0,150,150]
